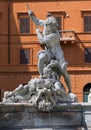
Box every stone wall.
[0,102,91,130]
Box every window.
[20,49,30,64]
[81,10,91,32]
[20,17,30,34]
[84,48,91,63]
[84,16,91,32]
[17,12,31,34]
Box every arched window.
[83,83,91,102]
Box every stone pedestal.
[0,102,91,130]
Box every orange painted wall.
[0,0,91,102]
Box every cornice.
[80,10,91,17]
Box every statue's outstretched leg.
[60,61,72,93]
[63,71,72,93]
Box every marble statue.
[3,64,75,111]
[28,10,71,93]
[2,6,78,111]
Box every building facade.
[0,0,91,102]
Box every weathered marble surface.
[2,77,77,111]
[0,102,91,130]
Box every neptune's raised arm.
[28,9,44,26]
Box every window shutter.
[84,16,91,32]
[20,18,30,34]
[85,48,91,63]
[20,49,30,64]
